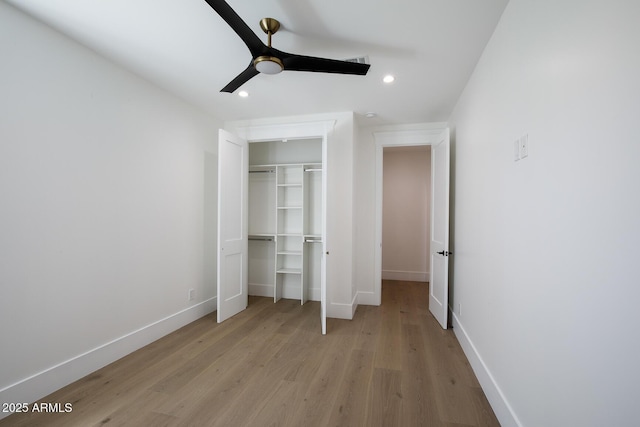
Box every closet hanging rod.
[249,237,274,241]
[305,239,323,243]
[249,170,275,174]
[304,168,322,172]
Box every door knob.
[436,250,453,256]
[437,250,445,255]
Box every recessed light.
[383,75,395,83]
[238,90,249,97]
[365,112,377,118]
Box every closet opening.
[381,145,432,293]
[247,138,324,306]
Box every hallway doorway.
[373,127,451,328]
[382,146,431,285]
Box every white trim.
[373,125,449,309]
[248,283,273,298]
[356,291,378,306]
[381,270,429,282]
[351,294,358,319]
[0,298,216,420]
[234,120,336,142]
[250,283,321,302]
[326,293,358,320]
[373,128,446,146]
[452,312,523,427]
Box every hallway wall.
[382,147,431,281]
[448,0,640,426]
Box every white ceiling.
[5,0,509,125]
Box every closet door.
[217,129,248,323]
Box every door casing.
[227,120,334,334]
[372,126,451,327]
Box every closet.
[247,138,323,304]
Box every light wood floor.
[1,281,499,426]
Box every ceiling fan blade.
[203,0,265,57]
[221,63,259,93]
[280,52,371,75]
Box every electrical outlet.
[188,288,195,301]
[519,133,529,159]
[514,134,529,161]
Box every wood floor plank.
[209,342,307,426]
[89,391,176,427]
[352,305,381,353]
[374,295,403,370]
[401,322,443,426]
[326,349,375,427]
[163,327,294,421]
[365,368,403,427]
[241,380,308,427]
[286,333,354,427]
[0,281,499,427]
[420,309,498,426]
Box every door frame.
[372,126,450,311]
[230,120,335,335]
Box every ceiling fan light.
[254,56,284,74]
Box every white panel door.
[217,129,248,323]
[321,135,328,335]
[429,130,451,329]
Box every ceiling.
[5,0,509,126]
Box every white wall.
[448,1,640,426]
[225,112,357,319]
[0,3,220,413]
[382,147,431,282]
[353,126,377,303]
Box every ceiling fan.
[203,0,371,93]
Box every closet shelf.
[278,251,301,256]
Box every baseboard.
[452,312,522,427]
[0,298,216,420]
[249,283,321,302]
[249,283,273,298]
[351,293,358,319]
[356,291,379,306]
[327,293,358,320]
[382,269,429,282]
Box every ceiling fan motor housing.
[254,55,284,74]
